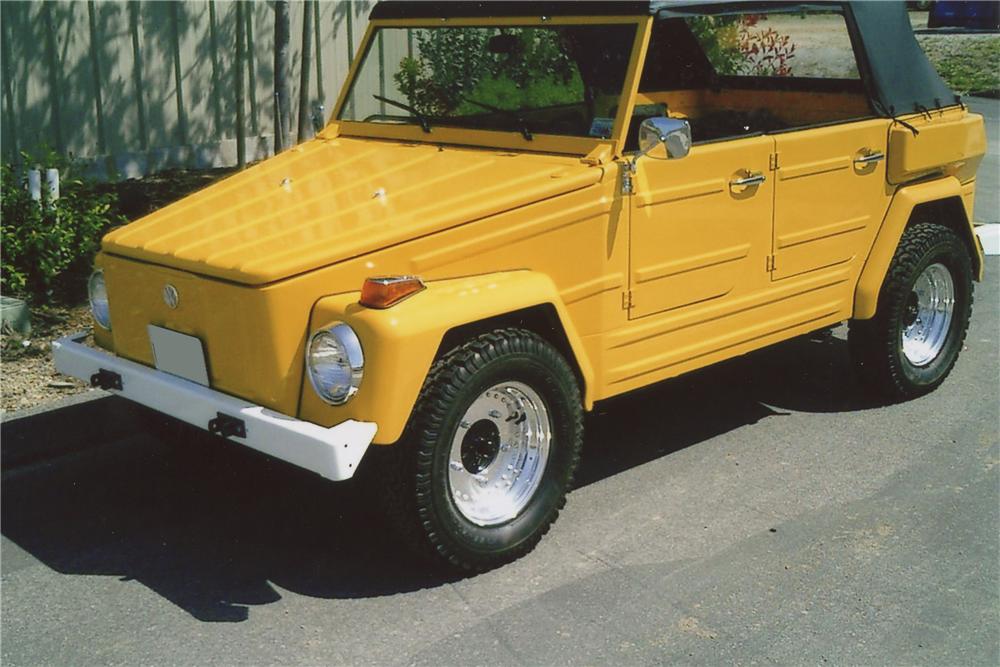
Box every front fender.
[299,271,595,445]
[853,177,984,320]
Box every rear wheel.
[377,328,583,572]
[849,222,974,400]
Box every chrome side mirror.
[622,117,692,195]
[637,117,691,160]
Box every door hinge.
[766,255,777,272]
[622,290,634,310]
[622,165,635,196]
[769,153,780,171]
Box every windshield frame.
[330,15,651,157]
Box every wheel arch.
[300,271,595,445]
[853,177,984,320]
[435,302,586,395]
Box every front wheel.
[849,222,974,400]
[377,328,583,572]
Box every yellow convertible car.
[55,1,986,571]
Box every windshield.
[338,24,637,139]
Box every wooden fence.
[0,0,374,179]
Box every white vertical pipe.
[27,169,41,202]
[46,168,59,204]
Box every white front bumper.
[52,333,377,481]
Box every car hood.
[102,137,602,285]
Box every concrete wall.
[0,1,374,179]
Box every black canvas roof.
[369,2,656,20]
[370,1,958,115]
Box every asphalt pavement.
[2,256,997,665]
[968,96,999,225]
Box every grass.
[917,35,1000,96]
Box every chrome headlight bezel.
[88,270,112,330]
[306,322,364,405]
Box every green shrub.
[393,27,578,116]
[1,153,125,304]
[918,36,1000,95]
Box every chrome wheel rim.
[447,381,552,526]
[901,262,955,367]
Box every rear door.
[758,9,894,279]
[771,118,892,280]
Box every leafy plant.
[687,15,744,73]
[688,14,796,77]
[393,27,578,116]
[736,15,796,77]
[454,71,584,116]
[1,152,125,303]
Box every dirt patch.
[677,616,718,640]
[1,305,95,415]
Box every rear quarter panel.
[887,108,986,185]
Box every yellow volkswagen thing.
[55,1,986,571]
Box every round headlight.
[306,322,364,405]
[88,270,111,330]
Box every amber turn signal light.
[359,275,426,309]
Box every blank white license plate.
[147,325,210,386]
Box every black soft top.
[370,1,958,115]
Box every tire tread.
[849,222,974,399]
[374,328,583,572]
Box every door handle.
[730,172,766,187]
[854,150,885,166]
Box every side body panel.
[600,262,855,396]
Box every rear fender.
[854,177,984,320]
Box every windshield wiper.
[373,94,431,133]
[462,97,533,141]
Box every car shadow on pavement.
[1,328,882,622]
[575,326,883,487]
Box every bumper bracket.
[208,412,247,439]
[90,368,123,391]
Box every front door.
[628,135,775,320]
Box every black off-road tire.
[373,328,584,572]
[849,222,974,400]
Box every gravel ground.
[0,306,93,415]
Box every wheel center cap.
[460,419,501,473]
